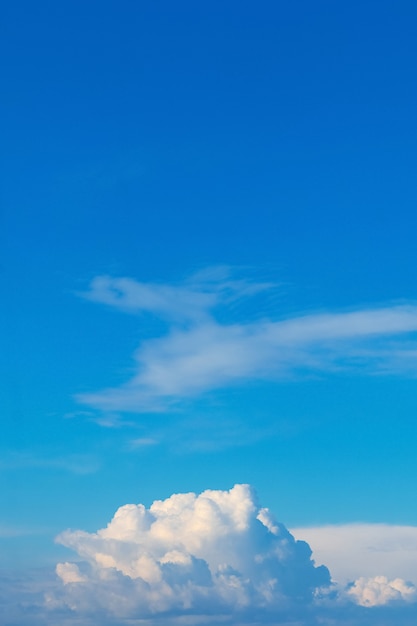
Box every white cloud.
[80,267,272,324]
[53,485,330,621]
[347,576,417,606]
[81,274,216,323]
[56,563,87,585]
[3,489,417,625]
[291,524,417,586]
[76,271,417,413]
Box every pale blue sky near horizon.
[2,0,417,600]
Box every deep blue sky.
[2,0,417,581]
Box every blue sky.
[2,1,417,623]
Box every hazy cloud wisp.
[76,272,417,413]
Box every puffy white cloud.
[3,489,417,626]
[56,563,88,584]
[347,576,417,606]
[53,485,330,621]
[77,272,417,413]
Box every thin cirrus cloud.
[76,271,417,414]
[48,485,416,625]
[0,525,41,538]
[0,452,99,475]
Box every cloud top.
[54,484,330,620]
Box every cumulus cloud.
[56,563,88,585]
[347,576,417,606]
[76,271,417,413]
[52,485,330,622]
[3,487,416,626]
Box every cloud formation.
[53,485,330,621]
[291,524,417,586]
[77,270,417,413]
[2,486,414,626]
[347,576,417,606]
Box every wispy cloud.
[79,266,273,324]
[129,437,158,449]
[0,452,100,475]
[139,414,280,453]
[0,525,43,538]
[76,270,417,414]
